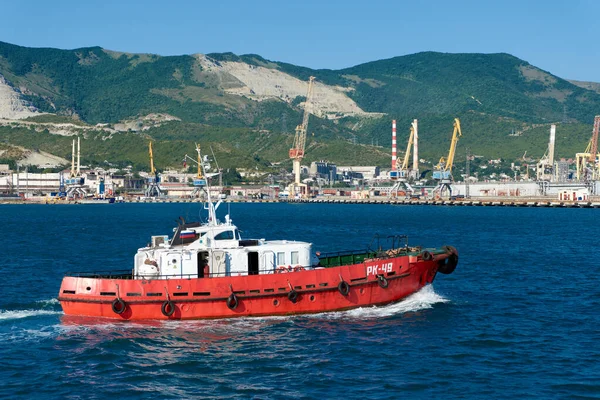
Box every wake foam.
[166,285,450,329]
[313,285,449,320]
[36,298,60,307]
[0,309,62,321]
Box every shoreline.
[2,196,600,208]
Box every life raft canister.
[226,293,239,310]
[111,298,126,315]
[161,300,175,317]
[338,281,350,296]
[438,245,458,275]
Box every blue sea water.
[1,203,599,399]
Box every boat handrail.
[65,269,291,280]
[64,270,134,279]
[318,249,373,259]
[368,234,409,254]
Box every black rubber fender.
[288,290,298,303]
[111,298,126,315]
[338,281,350,296]
[161,300,176,316]
[438,253,458,274]
[421,250,433,261]
[226,293,239,310]
[377,275,389,289]
[443,245,458,256]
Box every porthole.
[86,287,91,291]
[309,295,315,302]
[273,299,280,307]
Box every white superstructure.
[134,147,313,280]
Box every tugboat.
[58,147,458,320]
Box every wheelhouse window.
[291,251,299,265]
[277,252,285,265]
[234,229,241,240]
[215,230,235,240]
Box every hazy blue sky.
[1,0,598,81]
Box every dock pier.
[2,196,600,208]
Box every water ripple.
[1,204,599,399]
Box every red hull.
[58,252,454,320]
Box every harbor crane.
[288,76,315,198]
[433,118,462,198]
[65,136,86,198]
[145,142,162,198]
[389,120,417,197]
[576,115,600,181]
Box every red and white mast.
[391,120,397,171]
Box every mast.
[196,145,219,226]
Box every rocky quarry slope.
[196,54,378,119]
[0,75,43,120]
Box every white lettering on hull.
[366,262,393,275]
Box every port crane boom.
[433,118,462,198]
[145,142,162,197]
[436,118,462,173]
[389,121,417,198]
[288,76,315,197]
[149,142,156,178]
[576,115,600,181]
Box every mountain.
[0,40,598,171]
[568,79,600,95]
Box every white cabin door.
[261,251,276,273]
[211,250,228,277]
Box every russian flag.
[180,230,196,239]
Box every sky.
[1,0,599,81]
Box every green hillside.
[0,122,391,172]
[0,41,599,170]
[340,53,600,123]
